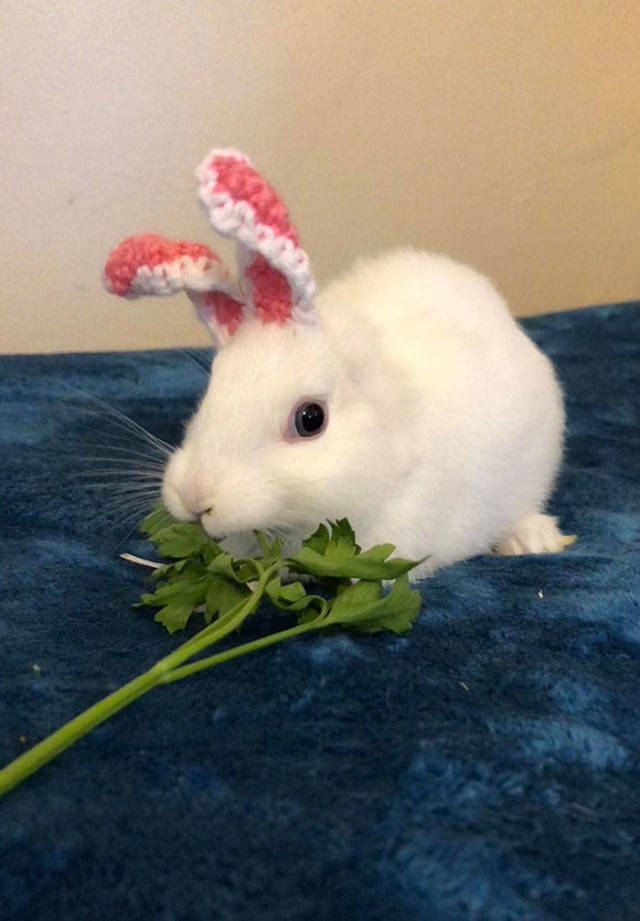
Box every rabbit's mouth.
[199,517,226,543]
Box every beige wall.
[1,0,639,354]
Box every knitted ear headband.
[103,149,317,348]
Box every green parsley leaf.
[287,544,418,580]
[255,532,284,566]
[347,575,422,634]
[207,551,252,583]
[154,600,200,633]
[204,576,250,624]
[324,519,360,559]
[265,576,317,612]
[139,504,175,540]
[300,522,330,555]
[151,521,212,559]
[288,519,424,581]
[323,579,384,625]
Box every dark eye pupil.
[295,402,325,436]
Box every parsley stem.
[0,666,162,798]
[160,563,279,665]
[0,566,281,798]
[160,619,322,684]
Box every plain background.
[1,0,639,354]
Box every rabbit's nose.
[161,481,197,522]
[161,447,220,523]
[199,506,226,542]
[199,506,221,532]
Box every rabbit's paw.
[494,513,576,556]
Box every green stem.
[0,565,279,799]
[0,663,163,798]
[164,565,278,661]
[161,619,322,684]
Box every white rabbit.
[104,149,571,578]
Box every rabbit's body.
[312,249,565,574]
[105,149,569,578]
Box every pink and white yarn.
[103,234,244,345]
[103,148,318,348]
[195,148,316,325]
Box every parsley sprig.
[0,513,423,798]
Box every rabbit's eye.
[295,402,325,436]
[285,399,328,441]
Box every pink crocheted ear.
[103,234,245,347]
[195,149,317,326]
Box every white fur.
[162,249,566,578]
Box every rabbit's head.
[104,150,369,540]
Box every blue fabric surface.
[1,302,639,921]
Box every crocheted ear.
[195,149,317,326]
[103,234,245,348]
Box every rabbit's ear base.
[193,290,245,346]
[244,253,293,324]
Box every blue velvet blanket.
[1,302,639,921]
